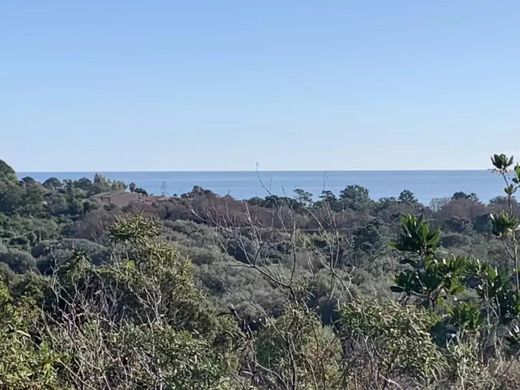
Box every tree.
[398,189,418,204]
[0,249,37,274]
[339,185,372,211]
[294,188,313,208]
[451,191,478,201]
[0,159,17,184]
[390,214,462,308]
[0,184,24,214]
[42,177,62,190]
[92,173,111,193]
[134,187,148,195]
[317,190,341,211]
[490,153,520,292]
[74,177,93,192]
[110,180,127,191]
[21,176,36,185]
[20,182,45,215]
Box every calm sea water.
[17,171,506,205]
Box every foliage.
[398,189,418,204]
[0,159,17,184]
[0,280,61,389]
[255,307,343,389]
[0,215,240,388]
[339,185,372,211]
[341,299,446,387]
[0,154,520,388]
[392,214,440,257]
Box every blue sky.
[1,1,519,171]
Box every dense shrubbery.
[2,155,520,388]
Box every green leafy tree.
[339,185,372,211]
[317,190,341,211]
[0,159,18,184]
[489,153,520,291]
[294,188,313,208]
[391,215,467,307]
[398,189,418,204]
[42,177,62,190]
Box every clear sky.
[1,1,519,171]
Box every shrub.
[255,307,343,389]
[340,299,446,388]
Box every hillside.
[1,155,520,388]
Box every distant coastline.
[17,170,504,204]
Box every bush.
[340,299,446,388]
[0,249,37,274]
[255,307,343,389]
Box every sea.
[17,170,507,206]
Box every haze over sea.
[17,171,506,205]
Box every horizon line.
[17,168,495,174]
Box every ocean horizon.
[17,170,507,205]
